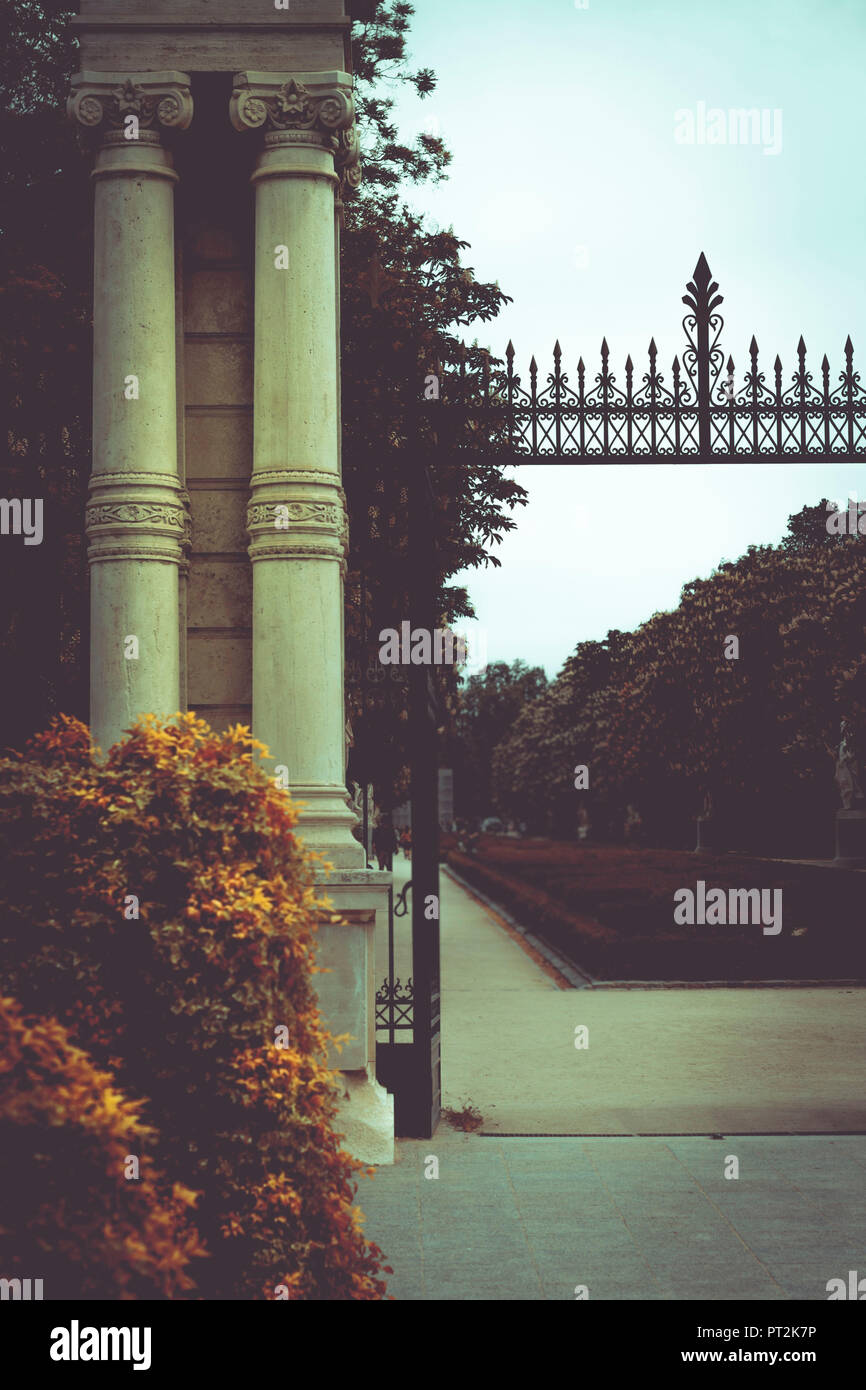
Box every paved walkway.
[384,858,866,1134]
[356,1133,866,1300]
[360,859,866,1299]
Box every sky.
[385,0,866,678]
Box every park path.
[357,859,866,1301]
[385,857,866,1135]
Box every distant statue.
[831,719,864,809]
[624,803,643,845]
[349,780,364,818]
[344,717,354,775]
[348,780,365,848]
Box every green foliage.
[493,506,866,853]
[0,714,389,1300]
[343,4,527,804]
[780,499,838,554]
[0,992,207,1300]
[492,637,621,835]
[447,660,548,819]
[0,1,76,110]
[0,4,90,746]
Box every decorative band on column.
[67,71,193,139]
[230,70,361,190]
[86,473,191,567]
[246,470,348,564]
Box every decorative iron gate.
[370,251,866,1138]
[373,439,441,1138]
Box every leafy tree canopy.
[493,504,866,855]
[448,660,548,820]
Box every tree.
[492,639,618,836]
[493,509,866,854]
[449,660,547,820]
[781,499,840,554]
[342,3,527,805]
[0,3,90,747]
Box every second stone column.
[231,72,392,1162]
[232,74,360,866]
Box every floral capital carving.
[68,71,193,136]
[230,70,360,190]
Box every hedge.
[0,994,206,1300]
[0,713,389,1300]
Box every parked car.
[480,817,504,834]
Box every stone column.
[231,73,361,863]
[231,73,392,1162]
[68,73,192,754]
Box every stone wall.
[177,79,254,732]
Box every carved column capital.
[334,124,362,192]
[230,70,361,190]
[67,70,193,139]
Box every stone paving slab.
[354,1134,866,1301]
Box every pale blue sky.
[385,0,866,676]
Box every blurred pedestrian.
[372,816,398,871]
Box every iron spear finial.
[693,251,712,286]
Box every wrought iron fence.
[433,254,866,464]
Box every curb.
[441,863,866,992]
[442,862,595,988]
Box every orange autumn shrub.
[0,713,389,1300]
[0,994,206,1300]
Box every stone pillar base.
[332,1066,394,1166]
[834,808,866,867]
[311,869,394,1164]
